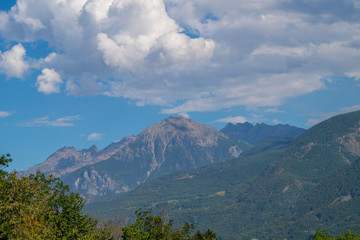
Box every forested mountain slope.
[85,110,360,240]
[84,137,293,220]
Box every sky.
[1,0,360,171]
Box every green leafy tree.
[0,154,12,177]
[309,230,360,240]
[191,229,217,240]
[122,209,193,240]
[336,231,360,240]
[310,230,333,240]
[122,209,217,240]
[0,154,112,240]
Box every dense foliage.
[0,154,112,239]
[310,230,360,240]
[122,209,217,240]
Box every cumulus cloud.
[21,115,81,127]
[95,0,214,72]
[0,0,360,113]
[162,73,325,114]
[0,111,11,118]
[0,44,29,78]
[36,68,63,94]
[87,133,103,141]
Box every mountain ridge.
[20,136,135,177]
[83,110,360,240]
[21,115,308,203]
[221,121,306,144]
[60,115,249,199]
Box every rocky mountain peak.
[58,146,77,152]
[86,145,99,154]
[140,115,223,147]
[60,116,249,198]
[164,115,195,130]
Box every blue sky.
[1,0,359,171]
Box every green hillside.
[84,137,292,220]
[84,110,360,240]
[264,157,360,239]
[220,110,360,239]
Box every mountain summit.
[58,115,248,198]
[140,115,226,148]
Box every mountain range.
[21,113,331,239]
[21,115,305,201]
[221,121,306,144]
[81,110,360,239]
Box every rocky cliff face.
[61,115,249,199]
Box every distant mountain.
[20,136,134,177]
[220,121,306,144]
[84,136,293,219]
[83,110,360,240]
[60,115,249,199]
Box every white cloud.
[339,105,360,114]
[0,111,11,118]
[21,115,81,127]
[36,68,63,94]
[252,45,312,57]
[272,119,281,124]
[162,73,325,114]
[266,108,285,113]
[95,0,214,72]
[0,44,29,78]
[0,0,360,113]
[306,105,360,126]
[214,116,247,124]
[87,133,103,141]
[306,118,321,127]
[345,71,360,81]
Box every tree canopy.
[121,208,217,240]
[309,230,360,240]
[0,154,112,239]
